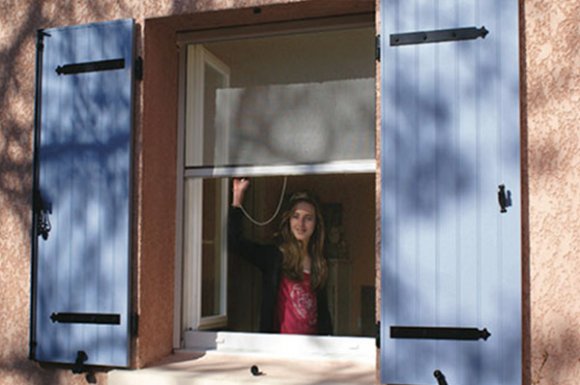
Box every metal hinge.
[56,58,125,76]
[390,326,491,341]
[390,26,488,46]
[29,340,37,360]
[36,30,50,51]
[135,56,143,80]
[375,35,381,62]
[131,313,139,337]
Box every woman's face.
[289,201,317,244]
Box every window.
[181,46,231,330]
[176,16,377,351]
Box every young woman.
[229,178,332,335]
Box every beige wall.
[523,1,580,384]
[0,0,578,384]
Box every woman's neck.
[302,253,312,272]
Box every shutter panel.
[31,19,135,367]
[380,2,521,385]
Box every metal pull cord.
[240,176,288,226]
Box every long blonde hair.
[277,191,327,290]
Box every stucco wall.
[523,1,580,384]
[0,0,578,384]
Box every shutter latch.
[35,190,52,240]
[498,184,512,213]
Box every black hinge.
[135,56,143,81]
[390,26,489,46]
[50,312,120,325]
[131,313,139,337]
[391,326,491,341]
[375,35,381,62]
[36,30,50,51]
[29,340,37,360]
[376,321,380,348]
[56,58,125,75]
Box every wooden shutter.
[379,1,521,384]
[31,19,135,368]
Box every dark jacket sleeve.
[228,206,282,332]
[228,207,278,272]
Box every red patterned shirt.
[275,272,318,334]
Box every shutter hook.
[434,370,448,385]
[72,350,97,383]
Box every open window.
[175,16,377,353]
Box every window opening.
[226,174,376,337]
[177,21,377,346]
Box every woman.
[229,178,332,335]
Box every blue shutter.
[380,1,520,384]
[31,19,135,367]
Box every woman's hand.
[232,178,250,207]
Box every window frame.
[174,14,376,350]
[181,45,231,333]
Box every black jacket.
[228,207,332,335]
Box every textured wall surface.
[524,1,580,385]
[1,0,579,384]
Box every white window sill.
[109,332,377,385]
[184,331,376,362]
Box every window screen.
[185,27,375,168]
